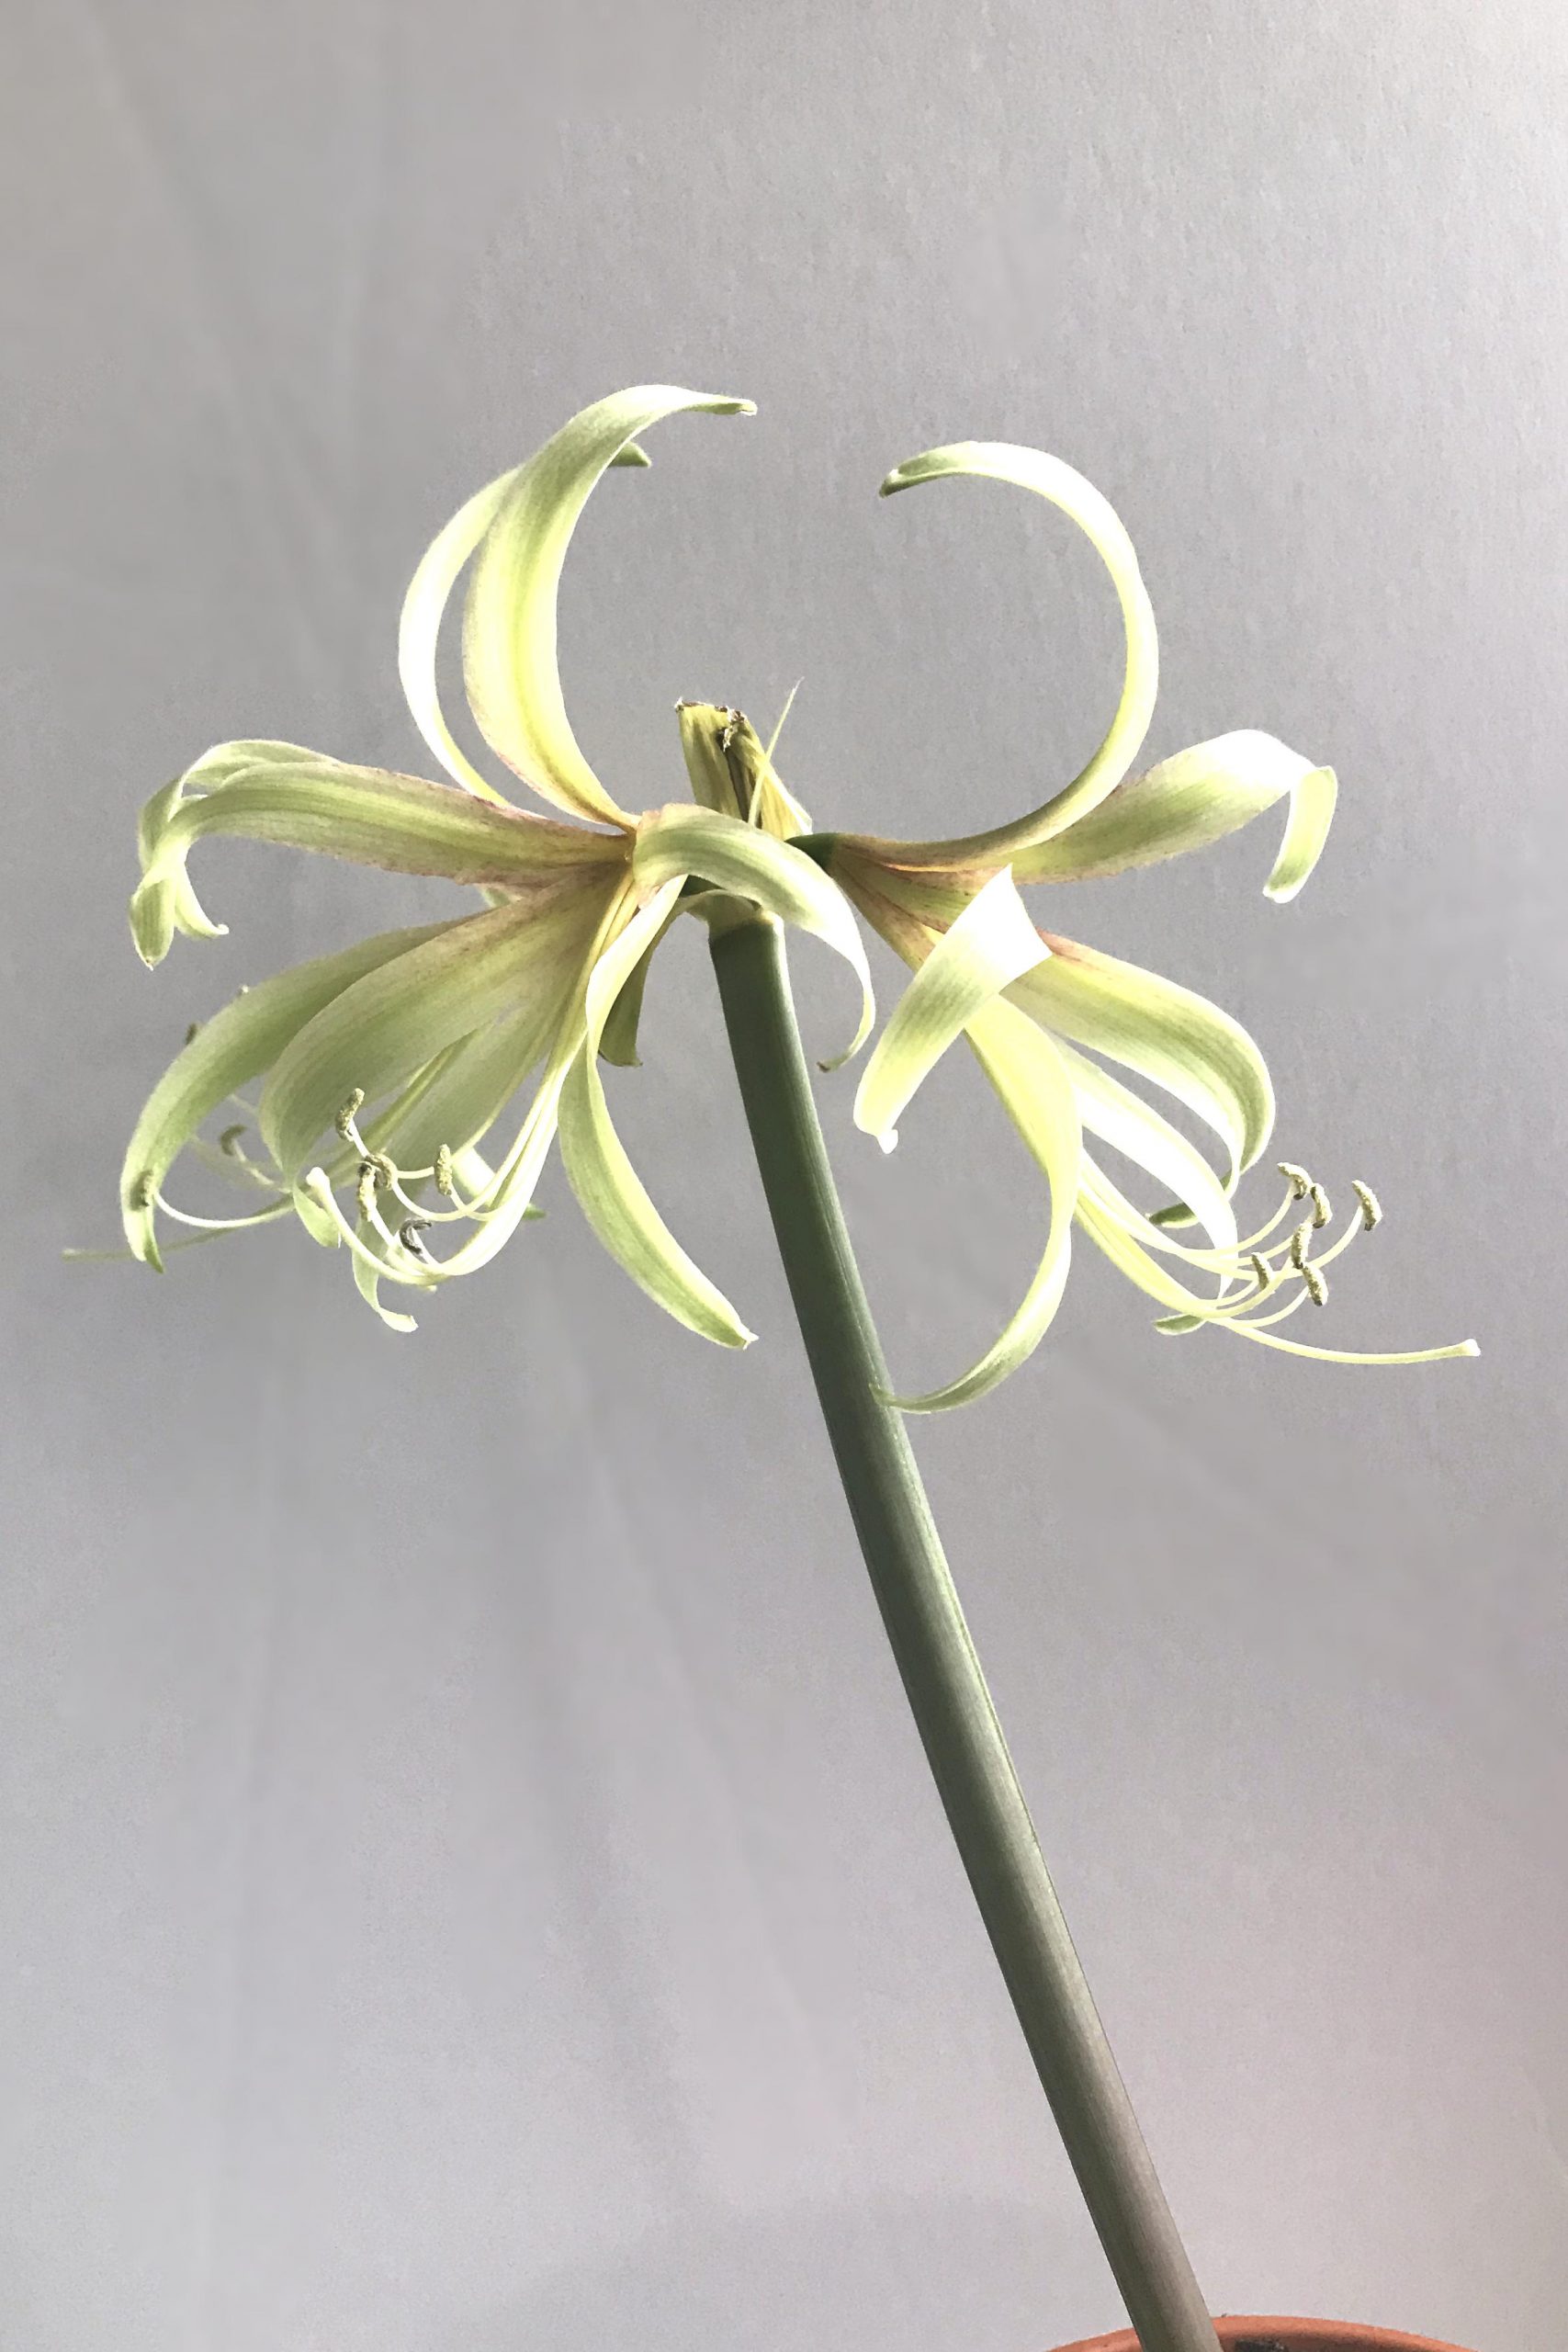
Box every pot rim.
[1048,2316,1475,2352]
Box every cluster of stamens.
[1177,1157,1384,1333]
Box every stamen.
[434,1144,456,1199]
[1303,1262,1328,1306]
[1289,1221,1314,1272]
[1278,1160,1313,1199]
[150,1185,294,1235]
[1309,1182,1332,1230]
[1352,1180,1382,1230]
[334,1089,367,1140]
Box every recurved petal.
[398,442,652,809]
[1008,933,1274,1190]
[558,880,754,1348]
[130,755,624,967]
[885,997,1083,1412]
[858,441,1157,870]
[635,804,874,1065]
[260,878,614,1180]
[119,922,451,1265]
[853,868,1049,1149]
[463,388,754,827]
[1012,731,1337,900]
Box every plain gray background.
[3,3,1563,2347]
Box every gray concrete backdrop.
[4,4,1564,2348]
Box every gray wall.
[4,4,1563,2348]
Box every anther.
[434,1144,456,1199]
[1303,1263,1329,1306]
[129,1170,155,1211]
[1309,1182,1332,1230]
[1278,1160,1312,1199]
[1289,1222,1314,1272]
[398,1217,434,1261]
[184,1021,202,1046]
[219,1125,247,1158]
[355,1162,380,1220]
[1352,1180,1382,1230]
[334,1089,367,1139]
[1250,1252,1272,1290]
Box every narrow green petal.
[862,441,1157,869]
[399,472,525,805]
[558,882,754,1348]
[362,996,562,1172]
[352,1227,420,1332]
[1055,1043,1237,1254]
[261,881,611,1180]
[119,923,450,1265]
[1012,731,1337,899]
[635,804,874,1063]
[1008,932,1274,1188]
[131,754,621,968]
[887,999,1082,1412]
[854,868,1049,1149]
[463,388,754,826]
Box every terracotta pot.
[1050,2320,1474,2352]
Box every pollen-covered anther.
[1278,1160,1313,1199]
[1289,1221,1314,1273]
[334,1089,367,1141]
[434,1144,456,1199]
[398,1217,434,1261]
[1352,1180,1382,1230]
[129,1170,155,1212]
[1308,1182,1332,1230]
[1303,1262,1329,1306]
[355,1159,383,1220]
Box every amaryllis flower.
[119,389,871,1338]
[118,385,1472,1391]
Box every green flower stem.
[709,912,1221,2352]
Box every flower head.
[115,385,1474,1390]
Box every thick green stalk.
[709,913,1221,2352]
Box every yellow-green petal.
[1009,933,1274,1189]
[131,753,622,967]
[463,388,754,826]
[635,804,874,1065]
[1013,731,1337,900]
[261,880,611,1179]
[558,880,753,1348]
[119,923,449,1266]
[886,998,1082,1412]
[860,440,1157,870]
[1055,1044,1237,1255]
[853,868,1049,1150]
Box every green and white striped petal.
[635,804,874,1064]
[854,868,1049,1150]
[131,752,620,967]
[1014,731,1337,900]
[260,880,612,1180]
[464,388,753,826]
[885,997,1083,1413]
[119,922,449,1265]
[558,880,754,1348]
[1008,933,1274,1191]
[857,441,1157,871]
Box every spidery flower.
[116,386,1474,1393]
